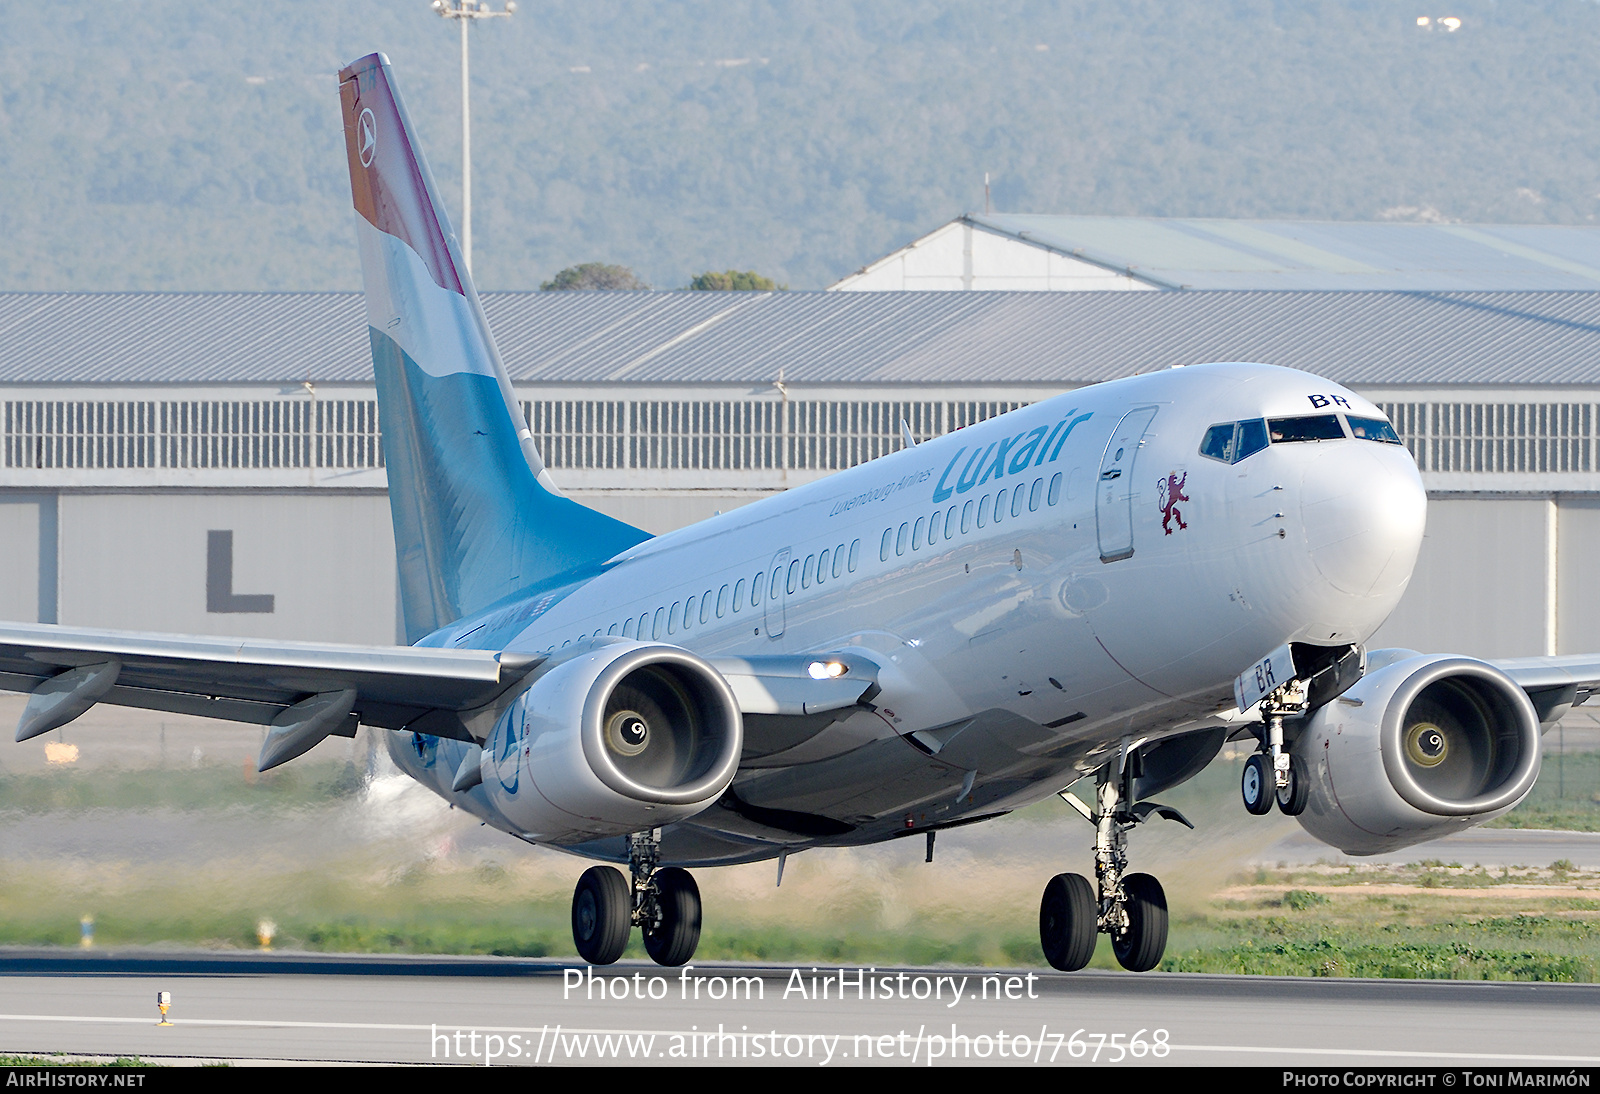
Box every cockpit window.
[1202,413,1393,463]
[1237,418,1268,460]
[1347,416,1402,444]
[1199,419,1270,465]
[1200,423,1237,463]
[1267,415,1345,443]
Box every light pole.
[430,0,516,275]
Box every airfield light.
[156,991,172,1026]
[429,0,515,274]
[257,918,277,949]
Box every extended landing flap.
[709,653,879,717]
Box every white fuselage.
[397,362,1426,865]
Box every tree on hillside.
[540,263,649,290]
[686,270,784,291]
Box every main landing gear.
[1241,680,1309,818]
[1040,750,1192,973]
[570,828,703,967]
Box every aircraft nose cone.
[1300,445,1426,598]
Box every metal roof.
[966,215,1600,291]
[3,289,1600,387]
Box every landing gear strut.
[1041,748,1188,973]
[569,828,703,967]
[1242,680,1309,817]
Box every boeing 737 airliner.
[2,53,1591,973]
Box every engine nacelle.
[1294,654,1541,855]
[477,641,743,844]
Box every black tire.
[643,867,702,967]
[1111,872,1168,973]
[1276,753,1309,816]
[1039,872,1098,971]
[1241,753,1273,816]
[571,865,631,965]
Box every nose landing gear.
[569,828,703,967]
[1242,680,1309,817]
[1041,750,1189,973]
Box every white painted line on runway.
[3,1012,1600,1065]
[1172,1044,1600,1064]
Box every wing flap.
[0,622,541,743]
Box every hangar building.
[830,214,1600,293]
[2,287,1600,664]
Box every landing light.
[808,660,849,680]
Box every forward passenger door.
[1096,406,1159,563]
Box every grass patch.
[1488,750,1600,831]
[0,1055,151,1067]
[0,761,363,813]
[1158,860,1600,981]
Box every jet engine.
[473,642,743,844]
[1293,654,1541,855]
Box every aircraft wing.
[0,622,542,755]
[0,621,878,770]
[1491,654,1600,724]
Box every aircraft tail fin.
[337,53,649,643]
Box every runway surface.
[2,950,1597,1067]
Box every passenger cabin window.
[1268,414,1345,443]
[1347,416,1402,444]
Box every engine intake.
[581,646,742,807]
[1378,659,1539,817]
[465,641,743,844]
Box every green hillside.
[2,0,1597,292]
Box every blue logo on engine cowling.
[489,700,522,793]
[410,731,437,766]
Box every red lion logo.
[1158,471,1189,535]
